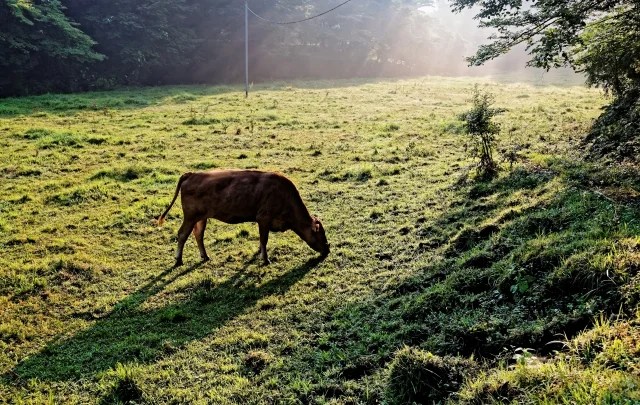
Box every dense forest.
[1,0,469,96]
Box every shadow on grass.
[0,77,425,118]
[276,161,640,396]
[399,163,640,356]
[0,85,242,117]
[5,257,323,382]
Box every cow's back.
[180,170,307,225]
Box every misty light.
[418,2,439,15]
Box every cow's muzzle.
[321,244,330,258]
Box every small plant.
[101,363,144,404]
[459,85,506,179]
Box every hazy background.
[233,0,581,84]
[1,0,583,96]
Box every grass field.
[1,77,639,403]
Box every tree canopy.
[1,0,459,96]
[451,0,640,89]
[0,0,103,95]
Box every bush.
[459,86,506,179]
[583,88,640,162]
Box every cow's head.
[306,216,330,257]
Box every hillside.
[1,78,639,403]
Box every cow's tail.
[157,173,192,226]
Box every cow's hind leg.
[175,219,196,267]
[258,221,270,265]
[193,219,209,262]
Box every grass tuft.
[101,363,145,405]
[386,346,478,404]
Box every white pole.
[245,0,249,98]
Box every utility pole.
[245,0,249,98]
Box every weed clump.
[182,117,221,125]
[449,224,500,254]
[459,85,506,179]
[46,185,108,206]
[386,346,477,404]
[87,137,107,145]
[170,92,198,103]
[92,166,152,182]
[101,363,144,405]
[37,132,85,149]
[21,128,53,139]
[243,350,273,374]
[340,166,373,182]
[190,161,218,170]
[159,308,190,323]
[385,123,400,131]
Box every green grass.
[457,312,640,404]
[0,77,638,403]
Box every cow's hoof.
[173,259,183,268]
[201,256,210,263]
[261,259,271,266]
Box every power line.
[247,0,355,25]
[243,0,356,97]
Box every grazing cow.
[158,170,330,266]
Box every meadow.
[1,77,639,403]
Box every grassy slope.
[0,78,638,403]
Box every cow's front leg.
[175,219,196,267]
[257,222,270,265]
[193,219,209,262]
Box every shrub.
[583,88,640,162]
[459,86,506,179]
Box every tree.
[0,0,103,95]
[63,0,201,87]
[451,0,640,161]
[2,0,445,95]
[450,0,626,70]
[459,86,505,179]
[576,7,640,160]
[572,7,640,97]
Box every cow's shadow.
[6,257,322,382]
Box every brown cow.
[158,170,330,266]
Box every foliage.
[0,0,103,96]
[449,0,626,70]
[459,85,505,178]
[0,0,464,96]
[573,7,640,162]
[583,88,640,162]
[63,0,200,87]
[100,363,145,404]
[2,78,639,403]
[572,6,640,97]
[458,314,640,404]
